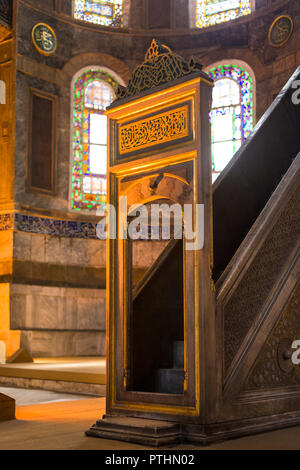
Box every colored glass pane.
[196,0,252,29]
[74,0,123,27]
[72,69,118,211]
[208,64,253,182]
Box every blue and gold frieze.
[0,213,105,240]
[0,213,167,240]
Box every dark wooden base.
[0,393,15,422]
[86,416,181,447]
[86,411,300,447]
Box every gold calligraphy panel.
[118,103,191,158]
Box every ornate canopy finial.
[116,39,205,100]
[145,39,172,62]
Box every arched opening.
[127,200,185,394]
[120,174,193,394]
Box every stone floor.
[0,392,300,449]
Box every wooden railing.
[213,66,300,281]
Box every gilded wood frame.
[104,76,216,421]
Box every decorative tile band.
[15,213,103,239]
[0,213,169,240]
[0,213,102,239]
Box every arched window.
[71,68,119,211]
[73,0,124,27]
[208,64,254,182]
[195,1,253,29]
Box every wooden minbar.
[86,40,216,445]
[87,40,300,445]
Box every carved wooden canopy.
[116,39,209,100]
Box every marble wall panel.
[20,330,106,357]
[13,231,167,268]
[10,284,106,332]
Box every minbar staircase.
[87,65,300,446]
[133,66,300,406]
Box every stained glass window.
[196,1,252,29]
[74,0,123,27]
[208,64,253,182]
[72,69,119,211]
